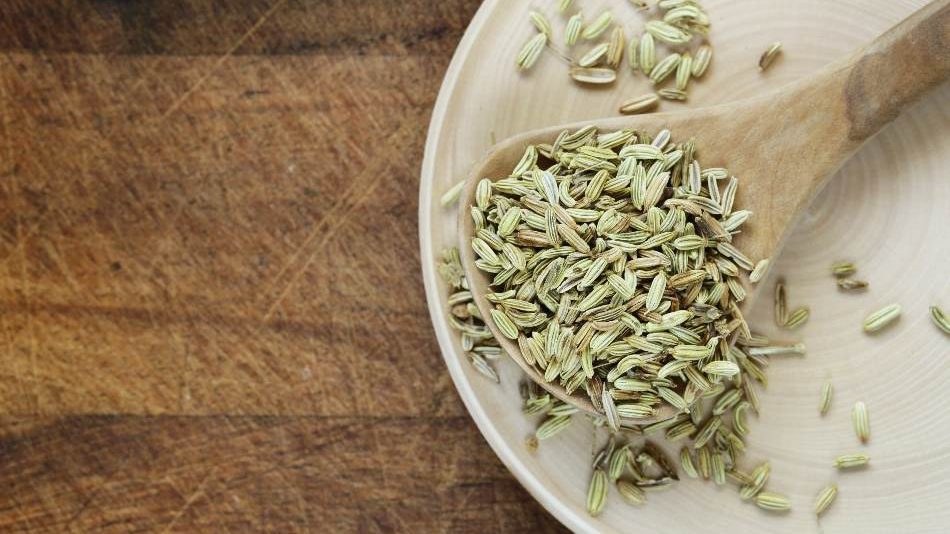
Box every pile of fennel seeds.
[470,125,761,428]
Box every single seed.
[831,261,857,277]
[627,34,639,71]
[679,447,699,478]
[749,259,770,283]
[646,272,667,312]
[863,304,901,333]
[837,278,869,291]
[930,305,950,335]
[727,470,753,486]
[517,33,548,71]
[774,280,787,326]
[692,416,721,449]
[784,307,810,329]
[608,446,628,480]
[675,53,692,90]
[733,402,750,435]
[852,401,870,443]
[645,20,692,45]
[819,381,833,415]
[529,11,552,38]
[579,43,610,67]
[566,12,583,46]
[489,309,519,340]
[619,94,660,115]
[587,468,608,516]
[558,0,574,12]
[649,53,681,84]
[758,42,783,71]
[658,89,687,101]
[740,462,770,500]
[747,343,806,356]
[606,26,625,68]
[702,360,740,377]
[616,480,647,505]
[711,452,726,485]
[754,491,791,512]
[440,179,466,207]
[692,44,712,77]
[639,33,656,75]
[536,415,573,440]
[570,67,617,84]
[834,453,870,469]
[814,484,838,517]
[582,11,613,40]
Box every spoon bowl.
[458,0,949,423]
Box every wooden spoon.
[458,0,949,423]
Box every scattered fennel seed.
[758,42,782,71]
[517,33,548,70]
[536,414,573,440]
[692,44,712,77]
[565,12,583,46]
[754,491,791,512]
[616,480,647,505]
[582,11,613,40]
[749,258,770,283]
[783,307,809,329]
[774,280,787,326]
[619,94,660,115]
[863,304,901,333]
[837,278,869,291]
[831,261,857,277]
[852,401,870,443]
[658,88,688,101]
[931,305,950,335]
[814,484,838,517]
[578,43,610,68]
[819,381,833,415]
[747,343,806,356]
[834,453,870,469]
[570,66,618,84]
[440,180,466,207]
[529,11,552,38]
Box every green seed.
[852,401,870,443]
[616,479,647,505]
[863,304,901,333]
[814,483,838,516]
[754,491,791,511]
[834,453,870,469]
[819,381,833,415]
[931,305,950,335]
[587,468,608,516]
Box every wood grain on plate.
[0,1,566,531]
[421,0,949,533]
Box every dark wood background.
[0,1,568,531]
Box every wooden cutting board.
[0,1,566,531]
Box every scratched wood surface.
[0,1,567,532]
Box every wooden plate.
[419,1,950,532]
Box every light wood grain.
[421,0,950,532]
[0,1,568,532]
[456,0,949,420]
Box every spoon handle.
[727,0,950,262]
[842,0,950,144]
